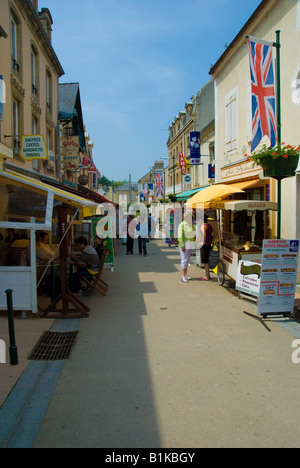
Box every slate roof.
[59,82,80,120]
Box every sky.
[47,0,263,182]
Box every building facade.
[166,79,215,198]
[210,0,300,241]
[0,0,64,178]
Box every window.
[225,87,238,154]
[12,99,20,154]
[31,45,38,97]
[46,69,52,115]
[32,116,40,171]
[10,13,20,73]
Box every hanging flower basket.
[248,143,300,178]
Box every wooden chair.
[81,251,108,296]
[9,247,28,266]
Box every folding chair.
[81,251,108,296]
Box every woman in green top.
[177,210,196,283]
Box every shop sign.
[179,153,186,175]
[258,239,300,316]
[236,260,261,297]
[20,135,48,161]
[62,136,80,169]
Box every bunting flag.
[248,37,277,152]
[155,171,164,198]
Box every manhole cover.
[28,331,79,361]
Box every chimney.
[38,8,53,42]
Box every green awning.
[175,186,209,201]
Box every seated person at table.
[69,236,100,295]
[39,231,55,257]
[95,235,106,259]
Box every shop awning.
[186,184,245,206]
[175,186,209,202]
[226,179,264,190]
[0,170,100,212]
[215,200,278,211]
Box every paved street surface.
[2,240,300,448]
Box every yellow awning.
[226,179,264,190]
[186,184,245,207]
[0,170,100,211]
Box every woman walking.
[178,210,196,283]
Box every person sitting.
[95,235,106,259]
[39,231,55,258]
[12,233,30,248]
[69,236,100,295]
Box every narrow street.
[2,240,300,448]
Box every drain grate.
[28,331,79,361]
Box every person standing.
[137,215,148,256]
[126,214,136,255]
[200,214,213,281]
[178,210,196,283]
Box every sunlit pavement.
[1,240,300,448]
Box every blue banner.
[208,163,215,179]
[190,132,201,164]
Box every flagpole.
[274,30,282,239]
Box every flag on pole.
[155,171,164,198]
[248,37,277,152]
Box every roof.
[25,0,64,77]
[59,83,81,120]
[209,0,276,76]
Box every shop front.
[0,169,100,314]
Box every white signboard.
[20,135,48,161]
[258,239,299,316]
[236,260,261,297]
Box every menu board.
[258,239,299,316]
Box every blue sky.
[48,0,262,182]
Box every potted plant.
[247,142,300,178]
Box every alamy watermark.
[0,339,6,364]
[98,202,205,242]
[291,339,300,364]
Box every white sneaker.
[181,277,189,283]
[186,276,192,281]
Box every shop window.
[0,178,48,223]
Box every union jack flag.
[248,37,277,152]
[155,171,164,198]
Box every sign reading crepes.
[20,135,48,161]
